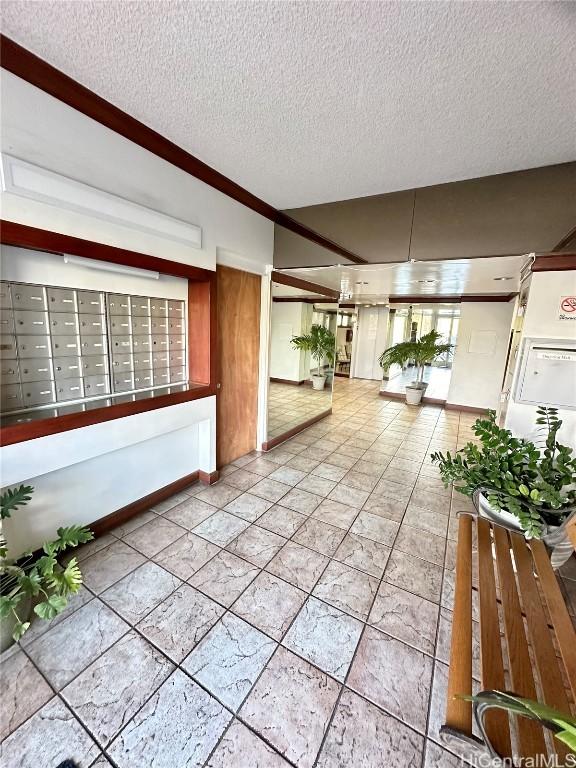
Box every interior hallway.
[3,378,574,768]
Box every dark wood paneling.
[553,226,576,252]
[272,296,336,304]
[531,253,576,272]
[271,271,339,299]
[217,266,261,466]
[262,408,332,451]
[0,220,212,281]
[199,470,220,485]
[388,293,517,304]
[0,385,215,446]
[0,35,366,267]
[92,470,200,536]
[270,377,306,386]
[188,277,216,385]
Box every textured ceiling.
[1,1,575,209]
[279,255,526,301]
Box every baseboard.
[262,408,332,451]
[199,470,220,484]
[379,390,446,406]
[270,377,306,386]
[91,468,215,537]
[445,403,488,414]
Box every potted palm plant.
[1,484,93,650]
[378,329,454,405]
[431,407,576,564]
[291,324,336,390]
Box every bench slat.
[531,538,576,705]
[445,514,473,734]
[493,525,548,758]
[477,518,512,757]
[510,533,571,763]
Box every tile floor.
[268,381,332,438]
[2,377,575,768]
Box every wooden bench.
[441,513,576,764]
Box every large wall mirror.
[264,225,340,448]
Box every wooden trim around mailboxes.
[0,221,217,445]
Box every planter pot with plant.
[291,324,336,391]
[1,484,93,651]
[431,407,576,565]
[378,330,454,406]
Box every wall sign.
[559,296,576,321]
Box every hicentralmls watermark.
[473,755,575,767]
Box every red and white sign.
[558,296,576,321]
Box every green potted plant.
[0,484,93,650]
[291,324,336,390]
[431,407,576,563]
[378,329,454,405]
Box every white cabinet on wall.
[351,306,389,380]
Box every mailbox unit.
[0,280,186,415]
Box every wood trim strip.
[270,377,306,386]
[0,384,216,446]
[271,271,340,299]
[199,470,219,485]
[531,540,576,704]
[91,470,199,537]
[0,35,367,266]
[493,526,547,758]
[388,294,517,304]
[531,254,576,273]
[379,390,446,406]
[262,408,332,451]
[476,519,512,757]
[272,296,337,304]
[510,535,571,763]
[553,226,576,252]
[445,514,473,734]
[444,403,489,415]
[0,220,212,281]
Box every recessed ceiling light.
[355,281,369,285]
[494,276,514,281]
[416,279,437,284]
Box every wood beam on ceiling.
[270,270,340,299]
[0,35,367,266]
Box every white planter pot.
[311,375,326,391]
[478,493,523,532]
[405,386,423,405]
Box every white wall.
[2,397,216,557]
[352,306,389,380]
[0,70,274,553]
[0,70,274,274]
[447,301,515,410]
[505,271,576,450]
[270,302,309,382]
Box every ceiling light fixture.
[493,276,514,281]
[414,279,437,284]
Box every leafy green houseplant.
[1,484,93,648]
[378,329,453,405]
[463,691,576,757]
[431,407,576,547]
[291,324,336,390]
